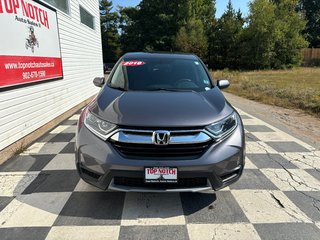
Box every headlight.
[84,111,117,140]
[206,112,237,140]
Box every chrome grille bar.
[109,129,212,145]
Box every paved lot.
[0,108,319,240]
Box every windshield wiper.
[146,88,196,92]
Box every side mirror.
[217,79,230,90]
[93,77,105,87]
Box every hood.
[92,87,233,127]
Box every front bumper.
[75,116,245,192]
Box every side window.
[43,0,69,14]
[110,63,125,88]
[79,6,95,29]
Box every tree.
[298,0,320,47]
[175,18,208,59]
[272,0,308,68]
[116,0,308,69]
[100,0,120,63]
[119,0,215,54]
[210,1,244,69]
[118,6,143,52]
[119,0,187,52]
[187,0,216,65]
[175,0,215,60]
[243,0,277,69]
[244,0,307,69]
[187,0,216,31]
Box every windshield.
[109,57,213,92]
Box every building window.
[80,6,95,29]
[43,0,69,14]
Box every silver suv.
[76,52,245,192]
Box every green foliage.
[175,18,208,60]
[100,0,311,70]
[297,0,320,47]
[119,0,187,52]
[118,6,142,52]
[174,0,215,60]
[118,0,215,55]
[100,0,120,62]
[243,0,308,69]
[187,0,216,30]
[272,0,308,68]
[243,0,278,69]
[210,1,244,69]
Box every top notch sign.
[0,0,50,29]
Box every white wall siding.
[0,0,103,150]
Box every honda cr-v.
[76,52,245,192]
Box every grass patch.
[211,67,320,117]
[10,139,27,156]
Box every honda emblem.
[152,131,170,145]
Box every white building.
[0,0,103,158]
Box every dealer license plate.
[145,167,178,183]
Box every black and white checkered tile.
[0,110,319,240]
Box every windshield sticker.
[194,61,200,65]
[122,60,145,67]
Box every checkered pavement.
[0,109,319,240]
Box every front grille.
[113,177,208,189]
[111,141,212,159]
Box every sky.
[112,0,250,17]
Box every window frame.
[40,0,71,15]
[79,5,95,30]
